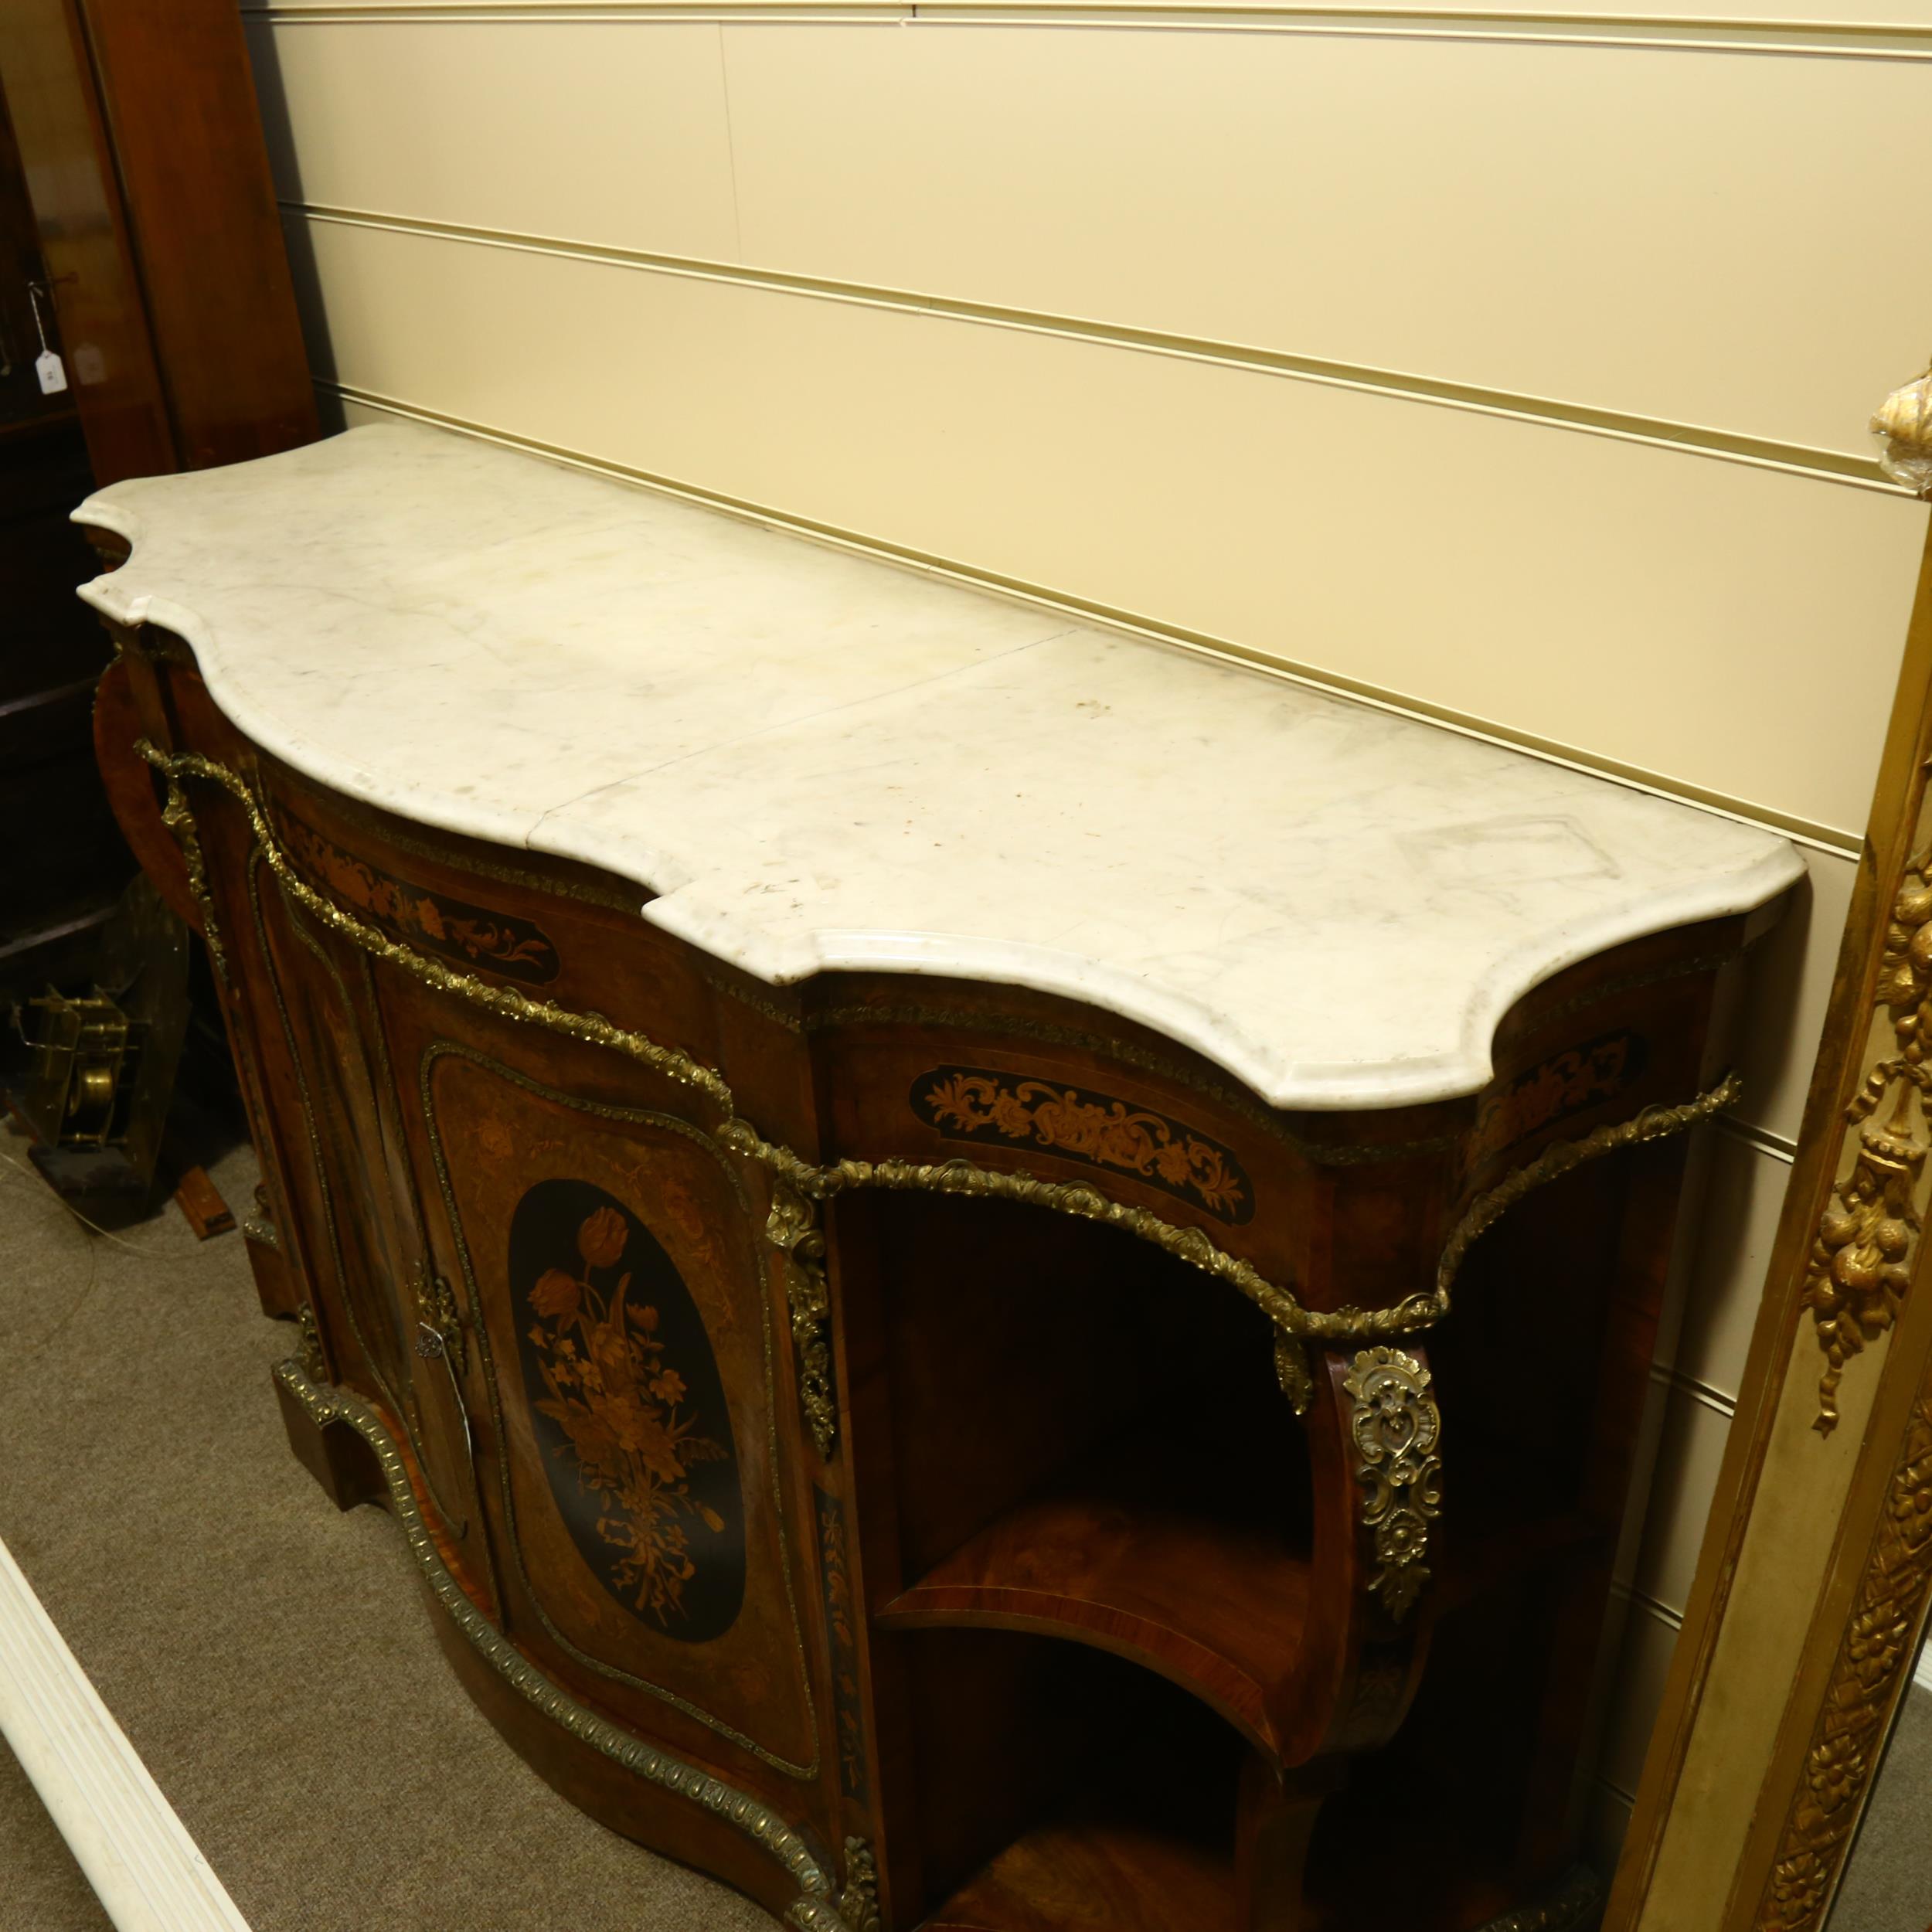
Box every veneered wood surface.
[73,0,315,468]
[1,0,315,481]
[0,0,173,481]
[880,1431,1313,1757]
[91,657,187,918]
[925,1813,1241,1932]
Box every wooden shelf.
[922,1811,1238,1932]
[879,1433,1310,1757]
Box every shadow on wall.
[242,23,338,420]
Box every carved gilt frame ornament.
[1804,839,1932,1435]
[1342,1345,1444,1621]
[141,741,1736,1433]
[1871,363,1932,498]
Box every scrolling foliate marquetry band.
[813,1488,869,1804]
[910,1066,1253,1223]
[285,815,561,985]
[1804,832,1932,1435]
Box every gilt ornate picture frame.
[1607,485,1932,1931]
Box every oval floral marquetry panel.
[910,1066,1253,1225]
[508,1179,745,1642]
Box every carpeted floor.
[0,1116,768,1931]
[0,1727,107,1930]
[1828,1679,1932,1932]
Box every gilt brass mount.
[1343,1345,1444,1621]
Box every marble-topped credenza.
[80,425,1802,1932]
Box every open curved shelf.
[878,1434,1311,1757]
[922,1810,1240,1932]
[905,1640,1250,1932]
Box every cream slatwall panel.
[254,15,1932,459]
[290,213,1920,840]
[1603,1604,1683,1798]
[1634,1387,1736,1611]
[247,19,740,260]
[719,22,1932,459]
[1590,1777,1636,1872]
[1731,848,1859,1142]
[1675,1135,1799,1397]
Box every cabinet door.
[243,849,480,1542]
[406,1029,822,1791]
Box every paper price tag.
[35,349,67,395]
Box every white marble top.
[75,424,1801,1111]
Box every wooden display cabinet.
[82,427,1797,1932]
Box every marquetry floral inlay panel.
[509,1179,744,1640]
[1471,1029,1646,1164]
[814,1487,868,1804]
[287,815,560,983]
[910,1066,1252,1223]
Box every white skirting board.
[0,1533,252,1932]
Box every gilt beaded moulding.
[274,1362,859,1932]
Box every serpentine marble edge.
[73,423,1801,1111]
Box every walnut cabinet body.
[97,585,1768,1932]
